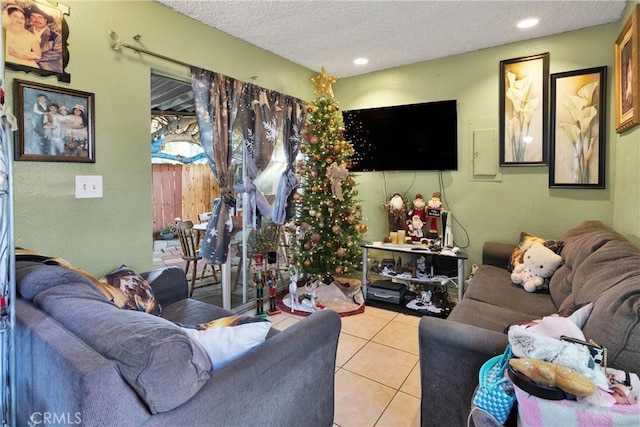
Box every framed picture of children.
[2,0,71,83]
[15,79,94,162]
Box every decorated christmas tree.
[289,67,367,281]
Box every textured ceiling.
[154,0,626,78]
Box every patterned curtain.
[234,84,283,228]
[272,97,306,224]
[191,68,242,263]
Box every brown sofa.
[418,221,640,426]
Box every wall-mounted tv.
[342,100,458,172]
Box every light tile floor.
[268,306,421,427]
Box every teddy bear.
[511,241,563,292]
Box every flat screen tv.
[342,100,458,171]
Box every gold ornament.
[331,224,341,234]
[335,266,343,274]
[337,247,346,257]
[346,215,355,224]
[292,192,301,201]
[358,224,368,234]
[311,66,337,97]
[304,259,311,267]
[326,157,334,164]
[310,135,319,144]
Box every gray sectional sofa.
[15,263,341,427]
[419,221,640,426]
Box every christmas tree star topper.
[311,66,337,97]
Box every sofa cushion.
[32,279,211,414]
[100,265,161,316]
[550,222,631,310]
[567,239,640,374]
[16,261,96,301]
[448,299,542,332]
[465,265,558,317]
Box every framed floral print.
[2,0,71,82]
[614,4,640,133]
[549,67,606,188]
[499,53,549,166]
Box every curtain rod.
[109,31,194,69]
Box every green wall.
[613,1,640,246]
[7,0,638,275]
[7,0,316,276]
[336,18,633,266]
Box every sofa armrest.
[146,310,342,427]
[419,316,508,427]
[482,242,515,268]
[15,299,150,426]
[142,266,189,307]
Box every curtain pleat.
[191,67,242,263]
[273,99,305,224]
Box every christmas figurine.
[410,194,427,223]
[253,254,267,318]
[407,214,425,243]
[426,192,442,238]
[266,252,281,315]
[386,192,406,233]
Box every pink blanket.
[514,385,640,426]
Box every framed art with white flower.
[549,67,606,189]
[614,4,639,133]
[499,52,549,166]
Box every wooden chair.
[175,220,218,296]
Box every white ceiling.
[154,0,626,78]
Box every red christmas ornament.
[346,215,355,224]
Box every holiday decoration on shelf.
[426,192,442,238]
[386,192,407,233]
[289,67,364,281]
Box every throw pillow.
[182,315,271,369]
[507,232,564,272]
[101,265,162,316]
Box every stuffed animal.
[511,242,563,292]
[509,358,596,397]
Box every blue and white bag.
[472,345,516,425]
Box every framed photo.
[549,67,606,189]
[2,0,70,83]
[614,4,640,133]
[15,79,95,163]
[499,52,549,166]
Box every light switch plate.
[75,175,103,198]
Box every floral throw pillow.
[507,232,564,272]
[100,265,162,316]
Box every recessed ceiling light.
[354,58,369,66]
[517,18,539,29]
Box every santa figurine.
[410,194,427,223]
[407,214,425,243]
[426,192,442,238]
[386,192,406,233]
